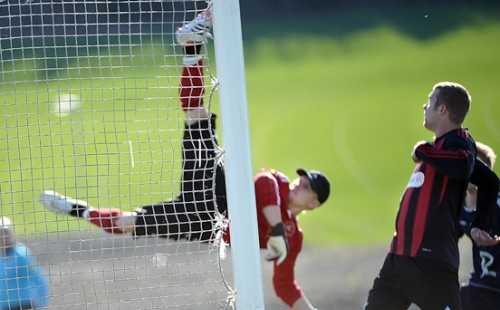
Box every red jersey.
[223,168,304,307]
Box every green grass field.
[1,6,499,247]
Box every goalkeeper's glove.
[265,222,289,265]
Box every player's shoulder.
[14,243,30,254]
[254,168,274,179]
[441,128,476,153]
[254,168,289,183]
[454,127,473,139]
[443,128,473,143]
[12,244,37,264]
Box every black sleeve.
[469,158,500,233]
[416,140,475,180]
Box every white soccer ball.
[52,93,82,117]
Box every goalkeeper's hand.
[265,222,289,265]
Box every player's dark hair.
[433,82,471,125]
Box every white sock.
[183,55,203,66]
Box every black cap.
[296,168,330,204]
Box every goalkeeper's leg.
[39,190,203,239]
[177,8,212,125]
[39,190,136,234]
[39,9,217,237]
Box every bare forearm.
[262,205,282,226]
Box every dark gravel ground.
[21,231,474,310]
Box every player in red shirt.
[39,9,330,310]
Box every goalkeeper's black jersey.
[389,128,476,270]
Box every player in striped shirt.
[364,82,500,310]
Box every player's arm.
[255,170,289,265]
[412,140,474,180]
[263,205,289,265]
[262,205,282,227]
[469,158,500,246]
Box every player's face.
[289,176,319,209]
[423,89,440,131]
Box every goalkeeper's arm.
[263,205,289,265]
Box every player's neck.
[288,203,306,217]
[434,122,462,139]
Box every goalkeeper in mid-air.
[39,8,330,310]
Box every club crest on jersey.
[407,172,425,188]
[285,221,296,236]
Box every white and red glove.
[265,222,289,265]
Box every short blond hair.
[476,142,497,169]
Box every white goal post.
[212,0,265,308]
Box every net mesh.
[0,0,234,308]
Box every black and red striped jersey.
[389,128,476,269]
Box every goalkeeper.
[39,9,330,310]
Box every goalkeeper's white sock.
[183,55,203,66]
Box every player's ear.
[308,200,321,210]
[438,103,447,115]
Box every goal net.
[0,0,262,309]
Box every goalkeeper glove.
[265,222,289,265]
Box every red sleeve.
[272,246,303,307]
[254,169,280,210]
